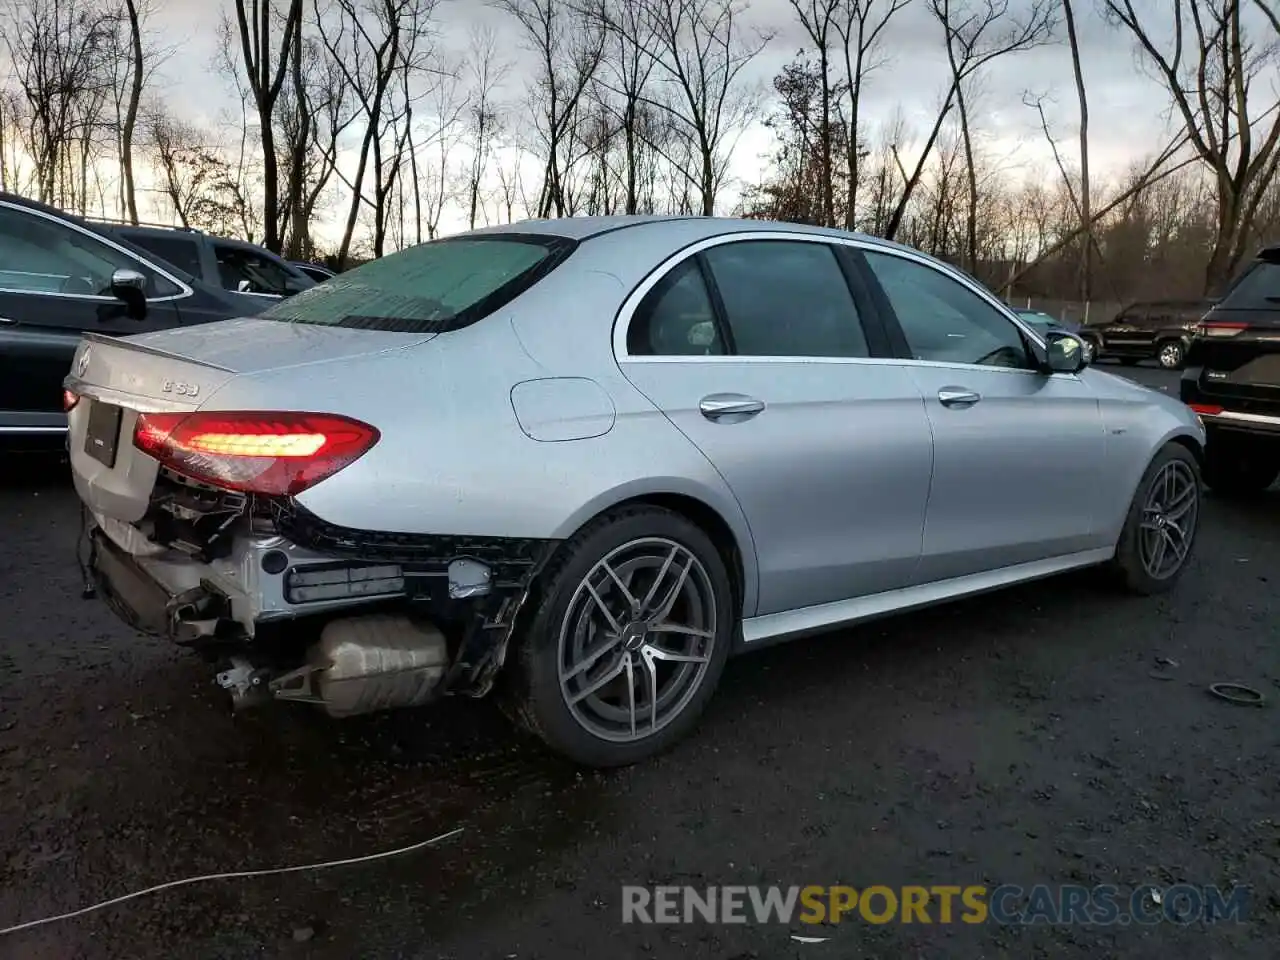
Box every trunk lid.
[67,318,435,526]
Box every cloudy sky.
[141,0,1216,233]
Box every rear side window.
[124,232,203,278]
[628,258,726,356]
[702,240,869,357]
[1218,259,1280,310]
[262,234,577,333]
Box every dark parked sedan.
[0,193,261,441]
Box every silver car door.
[859,247,1107,584]
[615,235,934,617]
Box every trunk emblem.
[161,379,201,397]
[76,348,91,377]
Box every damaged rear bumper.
[85,503,559,709]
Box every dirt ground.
[1,367,1276,960]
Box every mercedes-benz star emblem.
[76,347,91,377]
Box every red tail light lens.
[1195,321,1248,338]
[1188,403,1223,416]
[133,411,380,496]
[63,389,80,412]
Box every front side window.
[702,240,869,358]
[863,250,1030,369]
[0,205,179,298]
[262,234,576,333]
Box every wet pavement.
[1,365,1277,959]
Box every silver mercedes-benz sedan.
[65,216,1205,767]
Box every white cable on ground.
[0,826,465,937]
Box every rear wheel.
[1157,339,1186,370]
[506,505,734,768]
[1202,438,1280,496]
[1111,443,1201,595]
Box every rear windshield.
[260,233,577,333]
[1218,259,1280,310]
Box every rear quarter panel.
[200,283,761,612]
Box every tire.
[1202,440,1280,497]
[505,505,734,768]
[1157,339,1186,370]
[1111,443,1202,595]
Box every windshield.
[261,234,577,333]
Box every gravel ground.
[0,365,1276,959]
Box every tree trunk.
[121,0,144,224]
[1063,0,1091,302]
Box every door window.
[702,240,869,358]
[213,244,293,296]
[862,250,1031,369]
[0,204,180,298]
[627,257,726,356]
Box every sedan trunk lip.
[81,330,236,372]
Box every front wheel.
[506,505,734,768]
[1111,443,1201,595]
[1157,339,1186,370]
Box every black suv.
[97,221,316,301]
[1081,299,1215,370]
[0,193,265,441]
[1181,247,1280,495]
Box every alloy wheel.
[1159,342,1184,369]
[557,537,718,743]
[1138,459,1199,579]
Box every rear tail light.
[133,411,380,496]
[1188,403,1223,416]
[1195,321,1248,338]
[63,389,80,412]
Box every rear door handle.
[699,393,765,420]
[937,387,981,408]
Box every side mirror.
[1044,331,1088,374]
[110,268,148,318]
[237,279,253,293]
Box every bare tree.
[2,0,116,205]
[228,0,302,252]
[1061,0,1090,300]
[832,0,912,229]
[787,0,842,226]
[1104,0,1280,292]
[317,0,439,261]
[930,0,1057,269]
[462,24,508,229]
[608,0,769,215]
[493,0,605,218]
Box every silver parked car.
[65,217,1206,767]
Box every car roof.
[459,214,910,251]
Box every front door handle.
[937,386,981,408]
[699,393,765,421]
[0,316,14,324]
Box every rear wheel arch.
[541,489,752,626]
